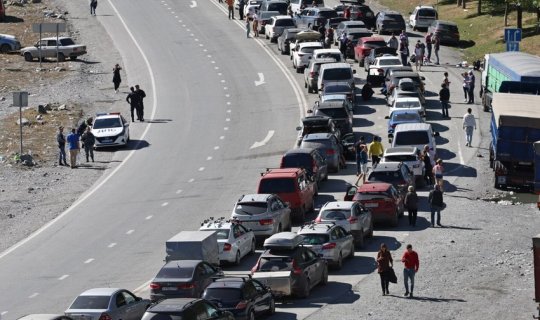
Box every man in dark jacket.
[126,86,141,122]
[57,126,68,166]
[135,84,146,122]
[428,184,444,227]
[238,0,245,20]
[81,127,95,162]
[439,83,450,118]
[404,186,419,226]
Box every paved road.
[0,0,492,318]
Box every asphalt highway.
[0,0,490,319]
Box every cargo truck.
[481,52,540,112]
[165,230,220,266]
[489,93,540,190]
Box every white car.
[312,48,344,62]
[199,218,256,265]
[367,55,402,76]
[388,97,425,118]
[91,112,130,148]
[409,5,438,31]
[319,94,353,112]
[265,15,296,42]
[20,36,86,62]
[381,146,425,184]
[292,41,323,73]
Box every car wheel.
[296,66,303,74]
[348,243,355,258]
[70,56,77,61]
[355,229,364,249]
[335,253,343,270]
[367,219,374,238]
[234,250,241,266]
[300,279,310,298]
[250,239,256,254]
[320,266,328,285]
[24,52,33,62]
[266,34,269,39]
[57,53,66,62]
[359,58,364,67]
[0,44,11,54]
[268,298,276,315]
[248,309,255,320]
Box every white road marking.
[224,127,229,130]
[186,28,191,32]
[199,44,204,47]
[207,54,212,58]
[108,243,117,248]
[190,33,194,37]
[226,102,231,105]
[214,66,219,70]
[203,49,208,52]
[190,0,197,8]
[133,279,152,295]
[250,130,275,149]
[223,87,228,90]
[1,311,8,316]
[145,215,153,220]
[198,167,205,171]
[211,61,216,64]
[126,229,134,235]
[225,94,230,97]
[207,156,213,160]
[58,274,69,281]
[221,80,226,83]
[227,109,232,113]
[182,24,186,27]
[188,178,195,183]
[29,293,39,299]
[161,202,169,207]
[218,73,223,76]
[84,258,94,264]
[226,118,231,122]
[254,72,266,86]
[176,189,183,194]
[220,136,225,140]
[214,146,220,150]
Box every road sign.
[13,91,28,107]
[32,23,66,33]
[504,28,522,43]
[506,41,520,52]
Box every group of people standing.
[377,243,420,298]
[56,117,96,168]
[388,30,440,68]
[126,85,147,122]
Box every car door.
[357,203,371,233]
[44,39,58,57]
[333,226,349,257]
[237,224,251,255]
[303,248,323,287]
[112,291,129,320]
[196,263,216,296]
[252,279,271,314]
[275,196,291,229]
[243,281,261,314]
[120,291,143,320]
[344,185,357,201]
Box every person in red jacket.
[401,244,419,298]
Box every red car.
[344,182,404,226]
[257,168,316,223]
[354,36,387,67]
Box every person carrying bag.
[377,243,395,295]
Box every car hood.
[92,127,123,137]
[0,34,18,40]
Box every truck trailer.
[490,93,540,190]
[481,52,540,112]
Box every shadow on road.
[353,117,375,127]
[278,282,360,308]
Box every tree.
[478,0,482,15]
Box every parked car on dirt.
[374,10,406,35]
[428,20,460,45]
[20,37,87,62]
[0,34,21,53]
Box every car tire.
[335,253,343,270]
[300,279,310,298]
[355,229,364,249]
[320,266,328,285]
[268,298,276,315]
[70,56,77,61]
[24,52,33,62]
[359,58,364,67]
[57,53,66,62]
[234,250,241,266]
[250,239,256,254]
[248,309,255,320]
[348,243,355,258]
[367,219,374,238]
[296,66,303,73]
[266,34,269,39]
[0,44,11,54]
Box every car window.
[116,293,126,308]
[379,58,402,66]
[275,198,285,208]
[323,68,352,81]
[203,288,242,302]
[324,85,351,94]
[330,229,339,240]
[47,40,57,46]
[305,249,317,261]
[202,263,216,275]
[270,200,280,211]
[244,282,258,299]
[302,234,330,245]
[238,224,250,234]
[418,9,437,17]
[394,131,429,145]
[252,280,265,292]
[259,256,293,271]
[384,155,417,162]
[233,225,245,238]
[354,191,391,200]
[320,209,351,220]
[194,301,209,320]
[276,19,295,26]
[69,296,110,310]
[157,265,194,279]
[318,10,337,19]
[204,228,229,240]
[392,112,421,122]
[364,41,387,48]
[121,291,136,305]
[59,38,75,46]
[298,174,307,190]
[368,171,401,184]
[315,107,348,119]
[93,118,122,129]
[259,178,296,193]
[336,226,347,237]
[235,202,268,215]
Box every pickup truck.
[20,36,87,62]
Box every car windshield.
[302,234,330,245]
[282,154,312,170]
[260,12,279,18]
[368,171,402,184]
[156,266,195,279]
[318,11,338,18]
[418,9,437,17]
[93,118,122,129]
[384,155,417,162]
[301,47,320,54]
[320,209,351,220]
[268,3,287,12]
[437,23,458,32]
[203,288,242,302]
[323,68,351,81]
[394,101,421,109]
[203,229,230,240]
[316,53,341,61]
[394,131,429,145]
[316,107,348,118]
[259,178,296,193]
[276,19,295,26]
[355,192,391,200]
[69,296,110,310]
[392,113,420,122]
[324,85,350,94]
[364,41,387,48]
[259,256,293,271]
[235,202,268,215]
[379,58,402,66]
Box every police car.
[199,218,256,265]
[91,112,130,148]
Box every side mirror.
[296,126,302,131]
[434,132,440,137]
[353,69,357,74]
[420,76,426,80]
[307,109,313,113]
[384,115,389,119]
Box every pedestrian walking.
[368,136,384,168]
[252,12,259,37]
[401,244,419,298]
[461,72,469,102]
[439,83,450,118]
[425,32,432,62]
[355,136,368,182]
[399,40,409,66]
[433,34,440,65]
[112,64,122,93]
[443,71,451,88]
[399,30,408,46]
[90,0,97,15]
[404,186,419,226]
[377,243,393,296]
[428,184,444,227]
[66,128,80,169]
[227,0,234,19]
[422,145,433,186]
[135,84,146,122]
[387,33,398,50]
[238,0,245,20]
[467,70,476,104]
[339,33,348,58]
[126,86,142,122]
[245,14,251,38]
[81,127,95,162]
[57,126,68,166]
[414,41,423,71]
[462,107,476,147]
[433,159,444,191]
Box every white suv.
[409,6,438,31]
[381,146,425,185]
[292,41,323,73]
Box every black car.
[277,28,303,55]
[375,11,406,35]
[202,277,275,320]
[349,5,375,29]
[310,100,353,135]
[281,148,329,185]
[141,298,235,320]
[296,115,341,146]
[319,81,356,105]
[367,161,415,193]
[150,260,223,302]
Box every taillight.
[149,283,161,290]
[259,219,273,225]
[348,216,358,224]
[326,149,336,155]
[223,243,232,251]
[236,301,248,309]
[292,259,303,275]
[322,242,336,249]
[178,283,196,289]
[391,124,397,129]
[99,313,112,320]
[315,216,321,222]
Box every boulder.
[58,104,67,110]
[16,118,29,126]
[19,154,35,166]
[37,104,47,114]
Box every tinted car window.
[276,19,295,26]
[368,171,402,184]
[301,47,320,54]
[259,256,293,271]
[203,288,242,301]
[363,41,387,48]
[384,155,417,162]
[302,234,330,245]
[418,9,436,17]
[259,178,296,193]
[282,154,312,169]
[394,131,429,145]
[235,202,268,215]
[355,192,391,200]
[324,85,351,94]
[437,23,458,32]
[268,3,288,13]
[318,10,338,19]
[323,68,352,81]
[93,118,122,129]
[316,107,348,118]
[386,14,403,20]
[321,209,351,220]
[69,296,110,309]
[204,229,230,240]
[380,58,402,66]
[59,38,76,46]
[157,266,194,279]
[393,113,421,122]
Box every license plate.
[102,139,112,143]
[162,287,177,291]
[364,203,379,208]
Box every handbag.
[387,267,397,283]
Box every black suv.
[202,277,275,320]
[295,7,338,30]
[141,298,234,320]
[375,11,406,35]
[310,100,353,135]
[349,5,376,29]
[296,115,340,146]
[367,161,415,193]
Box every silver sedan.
[65,288,150,320]
[231,194,292,238]
[297,223,355,269]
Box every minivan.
[317,62,356,91]
[409,6,438,31]
[391,123,438,161]
[280,148,328,187]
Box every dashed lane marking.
[145,215,153,220]
[227,110,232,113]
[162,202,169,207]
[224,127,229,130]
[188,178,195,183]
[207,156,213,160]
[108,243,117,248]
[219,136,225,140]
[126,229,134,235]
[214,146,220,150]
[58,274,69,281]
[176,189,183,194]
[28,293,39,299]
[198,167,205,171]
[226,118,230,122]
[84,258,94,264]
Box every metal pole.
[39,24,42,69]
[56,24,59,67]
[19,105,23,155]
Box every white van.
[391,123,438,162]
[289,0,325,14]
[312,48,344,62]
[317,62,356,91]
[409,6,438,31]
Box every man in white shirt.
[462,108,477,147]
